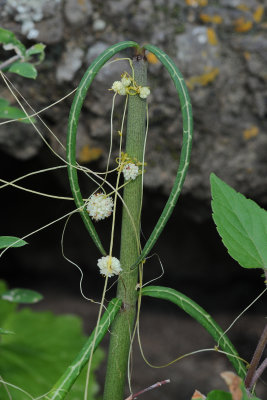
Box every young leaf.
[0,236,27,249]
[0,27,26,57]
[211,173,267,269]
[26,43,46,63]
[8,62,37,79]
[1,289,43,304]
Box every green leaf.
[0,27,26,57]
[0,104,35,123]
[1,289,43,304]
[211,173,267,269]
[0,328,15,335]
[0,236,27,249]
[0,98,9,109]
[8,62,37,79]
[206,390,232,400]
[0,287,104,399]
[26,43,46,63]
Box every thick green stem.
[103,56,147,400]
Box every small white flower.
[139,86,150,99]
[122,163,139,181]
[121,76,131,87]
[111,81,127,95]
[86,192,113,221]
[97,256,122,277]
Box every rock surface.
[1,0,267,214]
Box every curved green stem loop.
[66,41,138,255]
[141,285,247,378]
[133,44,193,267]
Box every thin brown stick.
[124,379,170,400]
[245,323,267,390]
[0,55,21,70]
[249,357,267,389]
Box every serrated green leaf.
[0,290,104,399]
[8,62,37,79]
[0,105,35,123]
[1,289,43,304]
[0,328,15,335]
[0,27,26,57]
[0,236,27,249]
[211,173,267,269]
[206,390,232,400]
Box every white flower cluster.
[86,192,113,221]
[97,256,122,277]
[139,86,150,99]
[121,76,131,87]
[111,74,150,99]
[122,163,139,181]
[111,80,127,95]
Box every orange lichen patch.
[146,52,159,64]
[243,125,259,140]
[243,51,251,60]
[220,372,242,400]
[236,4,250,12]
[186,67,219,90]
[234,17,253,32]
[186,0,208,6]
[78,144,103,163]
[207,27,218,45]
[253,5,264,23]
[191,390,206,399]
[199,13,223,24]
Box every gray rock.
[64,0,92,26]
[36,16,63,44]
[0,122,42,159]
[92,19,106,32]
[1,0,267,216]
[56,46,84,83]
[107,0,134,15]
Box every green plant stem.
[66,41,138,256]
[141,286,247,378]
[103,56,148,400]
[46,298,122,400]
[132,44,193,268]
